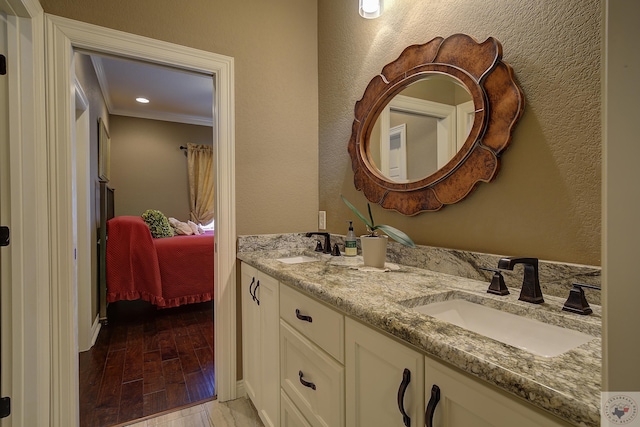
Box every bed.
[105,215,214,308]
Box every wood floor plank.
[96,350,126,408]
[108,325,128,353]
[143,390,168,417]
[143,350,165,394]
[122,347,144,384]
[158,330,179,361]
[188,327,210,350]
[118,379,144,423]
[175,335,201,374]
[185,370,214,402]
[162,358,185,384]
[90,407,119,427]
[165,382,191,407]
[195,347,214,374]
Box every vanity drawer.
[280,283,344,363]
[280,320,344,427]
[281,389,312,427]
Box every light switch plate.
[318,211,326,230]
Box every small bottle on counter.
[345,220,357,257]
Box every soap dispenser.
[345,221,357,257]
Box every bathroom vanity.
[238,235,601,427]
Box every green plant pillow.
[141,209,174,238]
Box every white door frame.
[74,77,100,352]
[44,14,236,426]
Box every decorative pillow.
[141,209,174,238]
[187,220,202,235]
[168,217,193,235]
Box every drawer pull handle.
[254,281,260,306]
[298,370,316,390]
[425,384,441,427]
[249,277,256,302]
[295,309,313,323]
[397,368,411,427]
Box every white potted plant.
[341,195,415,268]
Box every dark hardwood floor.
[79,300,215,427]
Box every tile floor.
[123,398,263,427]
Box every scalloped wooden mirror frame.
[348,34,525,215]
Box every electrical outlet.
[318,211,327,230]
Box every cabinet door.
[424,358,571,427]
[240,263,280,427]
[346,318,425,427]
[257,271,280,427]
[241,263,260,406]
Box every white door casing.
[74,77,100,352]
[44,13,236,426]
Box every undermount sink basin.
[276,255,320,264]
[412,298,594,357]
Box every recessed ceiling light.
[136,97,150,104]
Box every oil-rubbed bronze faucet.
[305,232,332,254]
[497,257,544,304]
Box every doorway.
[45,14,236,426]
[73,49,217,425]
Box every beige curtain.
[187,143,214,225]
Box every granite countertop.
[237,247,601,427]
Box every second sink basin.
[411,297,594,357]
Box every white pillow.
[169,217,193,235]
[187,220,202,235]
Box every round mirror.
[368,75,474,183]
[348,34,525,215]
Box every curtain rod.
[180,145,187,150]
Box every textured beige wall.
[109,116,212,220]
[41,0,319,235]
[319,0,602,265]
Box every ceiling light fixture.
[136,97,150,104]
[359,0,383,19]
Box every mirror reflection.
[369,74,474,183]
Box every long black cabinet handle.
[249,277,256,302]
[254,280,260,305]
[397,368,411,427]
[295,309,313,323]
[298,370,316,390]
[425,384,441,427]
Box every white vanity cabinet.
[240,262,574,427]
[424,358,572,427]
[345,318,425,427]
[241,263,280,427]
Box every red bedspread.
[106,216,214,308]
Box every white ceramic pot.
[360,235,388,268]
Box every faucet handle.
[314,240,324,252]
[480,267,510,296]
[562,283,600,315]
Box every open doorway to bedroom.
[74,51,216,426]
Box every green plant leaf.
[340,195,373,229]
[375,224,416,248]
[367,202,375,228]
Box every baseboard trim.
[90,314,102,347]
[235,380,245,400]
